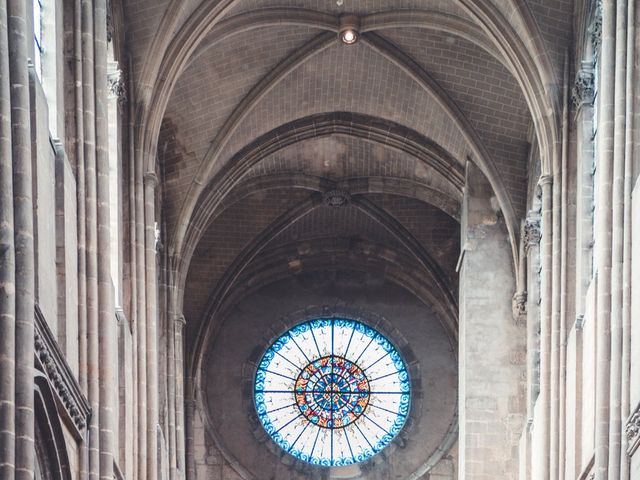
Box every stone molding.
[625,402,640,456]
[34,305,91,440]
[572,67,595,111]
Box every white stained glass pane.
[254,318,411,466]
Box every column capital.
[538,174,553,187]
[523,213,541,253]
[571,66,595,111]
[143,171,158,188]
[175,315,186,330]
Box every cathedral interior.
[1,0,640,479]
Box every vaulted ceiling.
[119,0,573,367]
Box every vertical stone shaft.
[81,0,100,477]
[0,1,15,477]
[175,314,186,475]
[126,56,139,480]
[144,172,159,480]
[608,0,627,478]
[185,397,196,480]
[74,0,86,397]
[620,0,635,476]
[538,174,553,480]
[558,52,570,480]
[73,1,89,477]
[135,133,147,480]
[6,1,35,479]
[94,0,116,477]
[550,165,561,480]
[594,1,615,478]
[167,308,177,479]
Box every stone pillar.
[7,1,35,478]
[144,172,159,480]
[608,1,628,478]
[166,310,177,480]
[185,397,196,480]
[594,1,616,478]
[81,0,102,475]
[538,174,553,480]
[0,1,16,477]
[135,138,147,480]
[95,0,117,476]
[458,162,526,479]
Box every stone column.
[167,309,177,480]
[458,162,526,479]
[538,174,553,480]
[81,0,102,476]
[6,1,35,478]
[95,0,117,476]
[185,397,196,480]
[0,1,16,477]
[608,1,628,478]
[144,172,159,480]
[135,132,147,480]
[620,1,635,477]
[551,170,562,480]
[594,1,616,478]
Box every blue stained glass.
[254,318,411,466]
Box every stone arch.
[33,373,72,480]
[193,249,459,479]
[171,112,464,321]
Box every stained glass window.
[254,318,410,466]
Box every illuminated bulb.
[339,15,360,45]
[342,29,356,44]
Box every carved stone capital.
[107,68,126,107]
[322,189,351,207]
[175,314,186,332]
[523,214,541,253]
[571,68,595,110]
[512,291,528,325]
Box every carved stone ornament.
[35,306,91,439]
[512,291,528,324]
[323,189,351,207]
[571,68,595,110]
[523,215,542,253]
[626,405,640,456]
[107,68,127,106]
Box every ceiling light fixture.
[339,15,360,45]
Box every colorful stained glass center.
[295,355,370,428]
[254,318,411,467]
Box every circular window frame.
[242,306,423,475]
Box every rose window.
[254,318,410,466]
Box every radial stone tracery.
[254,318,410,466]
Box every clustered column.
[0,1,36,479]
